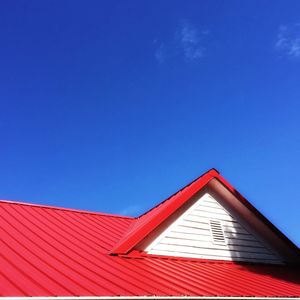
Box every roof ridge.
[0,199,134,220]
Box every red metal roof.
[1,169,300,297]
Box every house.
[1,168,300,299]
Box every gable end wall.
[140,193,282,264]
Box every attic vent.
[209,220,226,245]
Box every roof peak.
[138,168,220,219]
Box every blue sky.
[1,1,300,246]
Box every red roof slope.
[1,170,300,297]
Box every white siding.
[144,193,282,264]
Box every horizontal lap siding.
[158,237,272,254]
[165,231,267,248]
[153,243,279,260]
[147,194,282,264]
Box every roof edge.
[0,199,134,220]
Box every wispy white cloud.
[275,23,300,59]
[154,42,165,64]
[177,20,207,61]
[118,204,142,217]
[154,20,209,63]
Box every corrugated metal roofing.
[1,198,300,297]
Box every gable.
[112,170,300,264]
[138,193,283,264]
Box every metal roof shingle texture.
[1,201,300,297]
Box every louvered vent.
[209,220,226,245]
